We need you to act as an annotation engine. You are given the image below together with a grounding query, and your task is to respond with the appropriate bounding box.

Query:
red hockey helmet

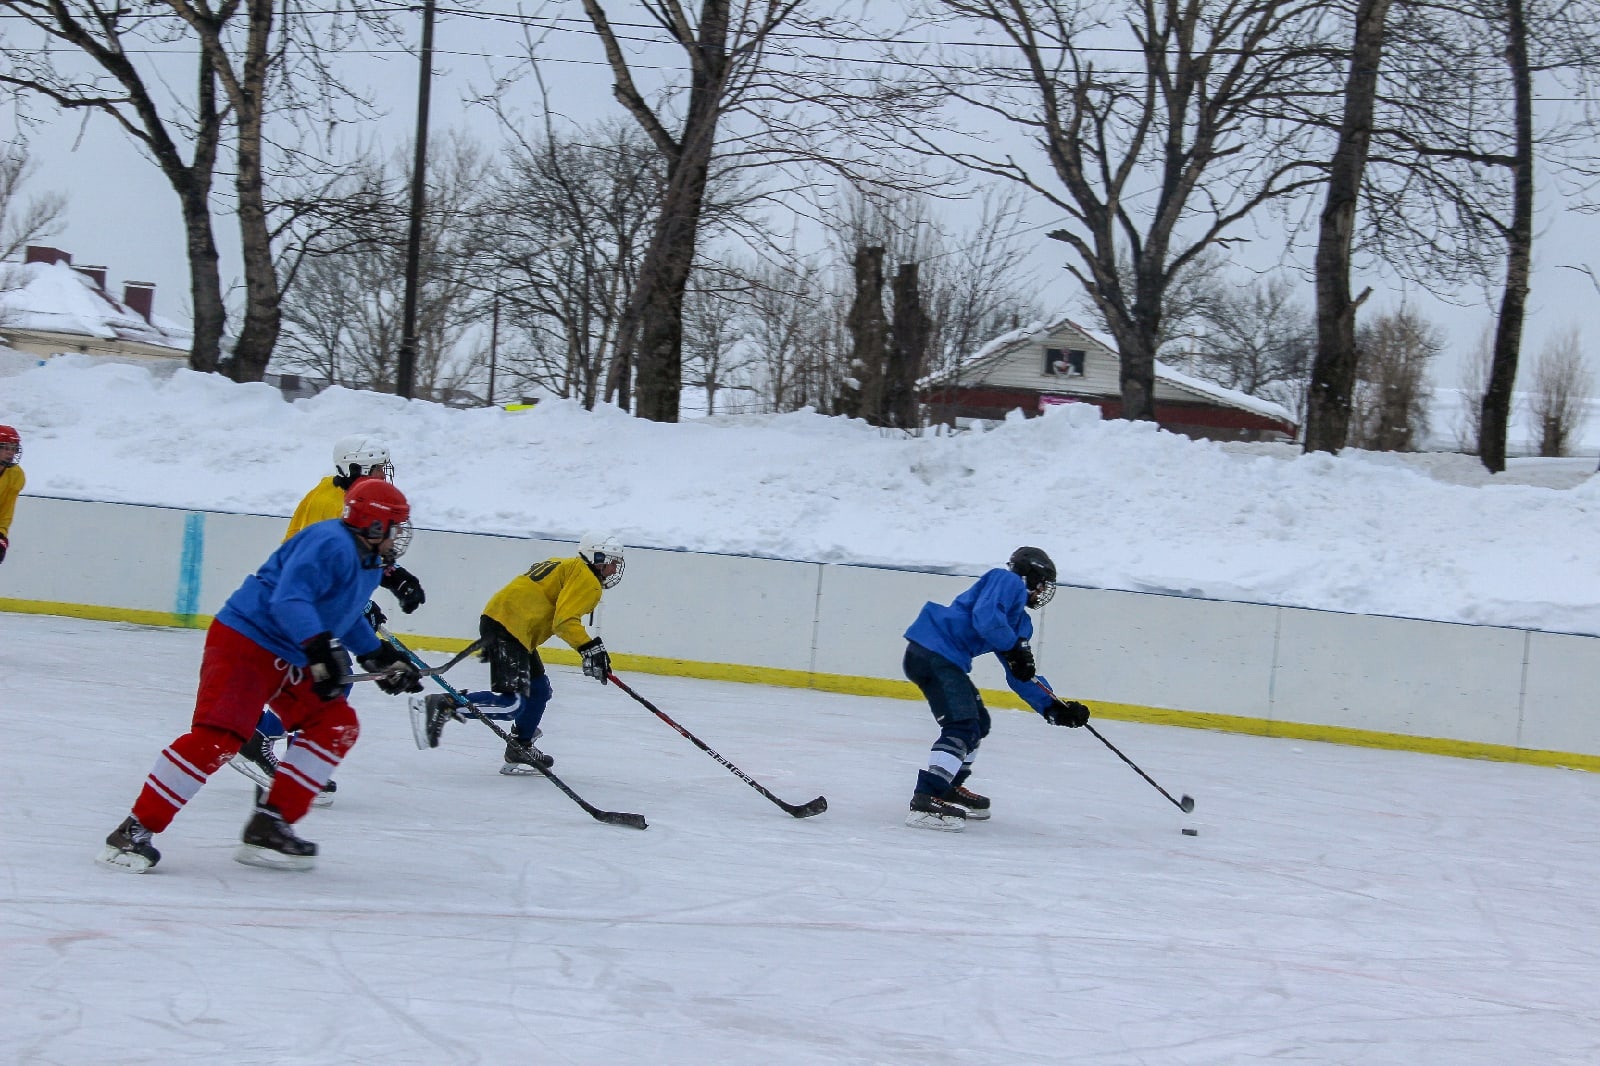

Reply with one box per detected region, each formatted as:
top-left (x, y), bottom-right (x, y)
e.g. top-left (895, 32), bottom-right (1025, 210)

top-left (0, 424), bottom-right (19, 467)
top-left (342, 479), bottom-right (410, 539)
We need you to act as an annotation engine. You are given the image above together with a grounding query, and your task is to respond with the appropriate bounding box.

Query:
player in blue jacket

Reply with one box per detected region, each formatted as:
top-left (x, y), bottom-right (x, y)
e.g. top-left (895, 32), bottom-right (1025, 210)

top-left (902, 546), bottom-right (1091, 831)
top-left (97, 480), bottom-right (424, 873)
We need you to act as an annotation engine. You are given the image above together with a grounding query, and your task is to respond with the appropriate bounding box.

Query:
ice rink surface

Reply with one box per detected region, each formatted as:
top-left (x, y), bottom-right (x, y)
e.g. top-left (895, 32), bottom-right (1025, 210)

top-left (5, 613), bottom-right (1599, 1065)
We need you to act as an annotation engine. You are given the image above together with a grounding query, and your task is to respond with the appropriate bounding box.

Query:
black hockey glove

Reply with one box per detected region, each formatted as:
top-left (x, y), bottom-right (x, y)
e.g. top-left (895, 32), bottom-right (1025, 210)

top-left (380, 565), bottom-right (426, 614)
top-left (1002, 638), bottom-right (1036, 682)
top-left (302, 632), bottom-right (353, 701)
top-left (578, 638), bottom-right (611, 683)
top-left (359, 641), bottom-right (423, 695)
top-left (363, 600), bottom-right (388, 628)
top-left (0, 532), bottom-right (7, 565)
top-left (1041, 699), bottom-right (1090, 728)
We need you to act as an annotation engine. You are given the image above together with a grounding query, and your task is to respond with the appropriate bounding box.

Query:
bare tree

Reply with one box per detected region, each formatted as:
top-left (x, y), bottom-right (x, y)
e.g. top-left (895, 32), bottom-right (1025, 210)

top-left (681, 275), bottom-right (755, 412)
top-left (1, 0), bottom-right (405, 380)
top-left (1527, 327), bottom-right (1592, 457)
top-left (0, 149), bottom-right (65, 264)
top-left (1169, 274), bottom-right (1316, 422)
top-left (581, 0), bottom-right (812, 421)
top-left (1453, 328), bottom-right (1494, 454)
top-left (824, 185), bottom-right (1042, 383)
top-left (883, 0), bottom-right (1330, 423)
top-left (471, 120), bottom-right (667, 408)
top-left (1348, 307), bottom-right (1440, 451)
top-left (276, 134), bottom-right (492, 398)
top-left (0, 7), bottom-right (229, 369)
top-left (739, 254), bottom-right (838, 412)
top-left (1305, 0), bottom-right (1394, 453)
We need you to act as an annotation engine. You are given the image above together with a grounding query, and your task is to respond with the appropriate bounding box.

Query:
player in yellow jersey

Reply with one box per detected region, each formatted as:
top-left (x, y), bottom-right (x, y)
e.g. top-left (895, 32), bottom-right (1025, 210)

top-left (231, 435), bottom-right (426, 800)
top-left (410, 533), bottom-right (625, 774)
top-left (0, 425), bottom-right (23, 566)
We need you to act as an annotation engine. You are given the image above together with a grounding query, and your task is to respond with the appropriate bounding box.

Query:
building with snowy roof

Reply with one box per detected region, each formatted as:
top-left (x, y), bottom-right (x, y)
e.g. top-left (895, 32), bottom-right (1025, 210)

top-left (0, 246), bottom-right (191, 366)
top-left (920, 316), bottom-right (1297, 442)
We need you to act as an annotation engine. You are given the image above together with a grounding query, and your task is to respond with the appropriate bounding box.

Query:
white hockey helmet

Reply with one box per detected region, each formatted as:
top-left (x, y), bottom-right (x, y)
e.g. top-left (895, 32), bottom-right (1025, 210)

top-left (578, 531), bottom-right (626, 588)
top-left (332, 434), bottom-right (393, 480)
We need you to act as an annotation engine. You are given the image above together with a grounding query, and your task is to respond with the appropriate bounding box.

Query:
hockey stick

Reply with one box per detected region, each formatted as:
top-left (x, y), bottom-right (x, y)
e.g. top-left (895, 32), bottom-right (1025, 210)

top-left (1036, 680), bottom-right (1194, 814)
top-left (344, 640), bottom-right (483, 685)
top-left (607, 672), bottom-right (827, 819)
top-left (376, 627), bottom-right (648, 830)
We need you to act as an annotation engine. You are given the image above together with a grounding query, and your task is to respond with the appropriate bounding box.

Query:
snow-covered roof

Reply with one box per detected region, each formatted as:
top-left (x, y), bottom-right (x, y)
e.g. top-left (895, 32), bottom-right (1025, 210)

top-left (1151, 359), bottom-right (1294, 425)
top-left (923, 313), bottom-right (1293, 426)
top-left (0, 259), bottom-right (190, 353)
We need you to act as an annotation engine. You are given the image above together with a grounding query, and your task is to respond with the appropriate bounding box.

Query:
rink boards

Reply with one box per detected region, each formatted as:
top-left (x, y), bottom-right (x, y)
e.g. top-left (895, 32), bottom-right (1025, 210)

top-left (3, 494), bottom-right (1597, 770)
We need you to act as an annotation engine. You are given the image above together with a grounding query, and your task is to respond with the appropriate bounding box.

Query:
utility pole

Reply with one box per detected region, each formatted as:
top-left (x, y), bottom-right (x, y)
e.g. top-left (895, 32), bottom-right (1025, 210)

top-left (395, 0), bottom-right (436, 399)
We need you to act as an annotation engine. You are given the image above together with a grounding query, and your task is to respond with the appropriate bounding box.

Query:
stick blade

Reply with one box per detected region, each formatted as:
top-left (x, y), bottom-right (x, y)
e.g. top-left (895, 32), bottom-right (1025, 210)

top-left (600, 811), bottom-right (650, 830)
top-left (785, 796), bottom-right (828, 819)
top-left (1180, 794), bottom-right (1195, 813)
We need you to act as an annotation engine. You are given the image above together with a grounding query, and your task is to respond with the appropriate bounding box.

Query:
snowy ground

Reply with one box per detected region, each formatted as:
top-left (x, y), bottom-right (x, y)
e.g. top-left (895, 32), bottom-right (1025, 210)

top-left (6, 613), bottom-right (1600, 1065)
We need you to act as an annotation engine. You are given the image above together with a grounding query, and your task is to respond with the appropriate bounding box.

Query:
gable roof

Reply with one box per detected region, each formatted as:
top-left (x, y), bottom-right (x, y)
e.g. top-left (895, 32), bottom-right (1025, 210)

top-left (0, 259), bottom-right (191, 354)
top-left (923, 313), bottom-right (1293, 427)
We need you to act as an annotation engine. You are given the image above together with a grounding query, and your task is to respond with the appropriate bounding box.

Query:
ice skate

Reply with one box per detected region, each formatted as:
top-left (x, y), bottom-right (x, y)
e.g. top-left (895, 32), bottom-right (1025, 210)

top-left (235, 802), bottom-right (318, 871)
top-left (228, 730), bottom-right (279, 788)
top-left (905, 791), bottom-right (967, 832)
top-left (945, 784), bottom-right (991, 821)
top-left (97, 815), bottom-right (161, 872)
top-left (499, 735), bottom-right (554, 775)
top-left (410, 693), bottom-right (461, 750)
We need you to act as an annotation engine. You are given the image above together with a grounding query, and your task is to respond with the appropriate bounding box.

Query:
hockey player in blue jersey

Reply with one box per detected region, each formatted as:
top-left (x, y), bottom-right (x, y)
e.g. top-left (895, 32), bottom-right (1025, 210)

top-left (97, 480), bottom-right (425, 873)
top-left (902, 546), bottom-right (1091, 831)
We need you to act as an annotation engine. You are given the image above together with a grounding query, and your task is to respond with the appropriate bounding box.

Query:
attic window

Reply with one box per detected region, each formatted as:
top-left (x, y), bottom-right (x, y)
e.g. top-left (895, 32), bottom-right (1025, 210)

top-left (1044, 347), bottom-right (1086, 377)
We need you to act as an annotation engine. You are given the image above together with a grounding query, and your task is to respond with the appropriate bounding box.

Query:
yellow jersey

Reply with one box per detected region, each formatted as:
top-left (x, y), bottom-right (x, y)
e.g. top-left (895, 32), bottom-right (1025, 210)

top-left (484, 556), bottom-right (603, 653)
top-left (285, 477), bottom-right (349, 541)
top-left (0, 463), bottom-right (24, 537)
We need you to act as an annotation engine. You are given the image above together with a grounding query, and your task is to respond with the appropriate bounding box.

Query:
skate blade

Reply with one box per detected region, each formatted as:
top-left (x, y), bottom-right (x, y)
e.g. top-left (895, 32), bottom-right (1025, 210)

top-left (233, 844), bottom-right (316, 871)
top-left (499, 762), bottom-right (545, 776)
top-left (408, 697), bottom-right (435, 750)
top-left (904, 811), bottom-right (966, 832)
top-left (96, 845), bottom-right (157, 872)
top-left (311, 791), bottom-right (335, 809)
top-left (954, 808), bottom-right (990, 821)
top-left (227, 754), bottom-right (273, 789)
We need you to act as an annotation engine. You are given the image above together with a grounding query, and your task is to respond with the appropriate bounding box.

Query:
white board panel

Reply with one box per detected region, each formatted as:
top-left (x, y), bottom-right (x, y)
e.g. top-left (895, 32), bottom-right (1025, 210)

top-left (596, 548), bottom-right (818, 673)
top-left (813, 565), bottom-right (977, 681)
top-left (1, 497), bottom-right (187, 614)
top-left (1272, 609), bottom-right (1526, 744)
top-left (1031, 586), bottom-right (1279, 717)
top-left (1520, 630), bottom-right (1600, 755)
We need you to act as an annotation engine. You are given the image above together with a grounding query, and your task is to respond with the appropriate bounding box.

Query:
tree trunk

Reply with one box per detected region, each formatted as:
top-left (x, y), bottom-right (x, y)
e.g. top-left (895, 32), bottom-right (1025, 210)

top-left (839, 246), bottom-right (888, 420)
top-left (176, 182), bottom-right (226, 374)
top-left (221, 0), bottom-right (282, 383)
top-left (628, 155), bottom-right (709, 421)
top-left (1305, 0), bottom-right (1392, 453)
top-left (1478, 0), bottom-right (1534, 474)
top-left (606, 1), bottom-right (729, 423)
top-left (887, 262), bottom-right (929, 429)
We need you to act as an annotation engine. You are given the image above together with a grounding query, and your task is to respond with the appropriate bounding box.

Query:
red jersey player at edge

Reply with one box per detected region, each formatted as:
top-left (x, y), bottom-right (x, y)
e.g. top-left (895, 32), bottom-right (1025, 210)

top-left (97, 480), bottom-right (424, 873)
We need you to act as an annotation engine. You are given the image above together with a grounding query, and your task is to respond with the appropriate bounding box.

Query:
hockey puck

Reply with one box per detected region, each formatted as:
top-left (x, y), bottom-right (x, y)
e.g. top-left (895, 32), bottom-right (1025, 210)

top-left (1181, 827), bottom-right (1198, 836)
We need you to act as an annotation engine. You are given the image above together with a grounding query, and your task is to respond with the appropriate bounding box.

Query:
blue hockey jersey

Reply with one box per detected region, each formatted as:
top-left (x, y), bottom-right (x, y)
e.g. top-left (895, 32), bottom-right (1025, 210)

top-left (904, 567), bottom-right (1054, 712)
top-left (216, 519), bottom-right (385, 664)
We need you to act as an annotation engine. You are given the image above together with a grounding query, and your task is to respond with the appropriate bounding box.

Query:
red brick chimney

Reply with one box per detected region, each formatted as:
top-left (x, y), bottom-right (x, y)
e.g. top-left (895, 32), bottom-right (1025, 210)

top-left (24, 246), bottom-right (71, 266)
top-left (123, 282), bottom-right (155, 323)
top-left (73, 264), bottom-right (108, 291)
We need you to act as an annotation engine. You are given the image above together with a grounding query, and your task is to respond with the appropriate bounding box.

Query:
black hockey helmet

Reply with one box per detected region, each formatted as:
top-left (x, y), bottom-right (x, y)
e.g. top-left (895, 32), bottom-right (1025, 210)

top-left (1008, 546), bottom-right (1057, 607)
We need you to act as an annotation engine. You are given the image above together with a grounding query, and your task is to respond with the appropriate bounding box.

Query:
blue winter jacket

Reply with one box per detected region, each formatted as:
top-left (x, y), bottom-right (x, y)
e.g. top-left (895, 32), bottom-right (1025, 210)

top-left (904, 567), bottom-right (1054, 712)
top-left (216, 518), bottom-right (385, 664)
